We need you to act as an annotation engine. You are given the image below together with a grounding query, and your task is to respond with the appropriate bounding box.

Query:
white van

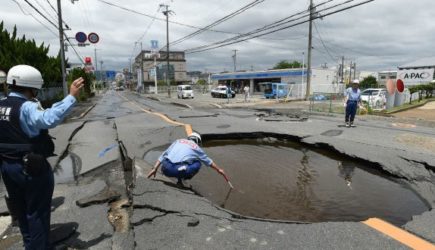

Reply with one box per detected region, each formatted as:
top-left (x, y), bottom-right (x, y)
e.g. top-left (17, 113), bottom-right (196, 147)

top-left (177, 85), bottom-right (194, 99)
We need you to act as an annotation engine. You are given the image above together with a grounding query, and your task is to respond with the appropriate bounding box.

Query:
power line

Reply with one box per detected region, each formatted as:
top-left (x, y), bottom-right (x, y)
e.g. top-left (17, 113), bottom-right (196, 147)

top-left (23, 0), bottom-right (58, 29)
top-left (44, 0), bottom-right (71, 30)
top-left (169, 0), bottom-right (265, 47)
top-left (313, 21), bottom-right (338, 61)
top-left (64, 36), bottom-right (85, 64)
top-left (96, 0), bottom-right (238, 35)
top-left (136, 6), bottom-right (161, 43)
top-left (11, 0), bottom-right (58, 36)
top-left (184, 0), bottom-right (340, 53)
top-left (33, 0), bottom-right (57, 21)
top-left (22, 0), bottom-right (84, 64)
top-left (185, 0), bottom-right (375, 54)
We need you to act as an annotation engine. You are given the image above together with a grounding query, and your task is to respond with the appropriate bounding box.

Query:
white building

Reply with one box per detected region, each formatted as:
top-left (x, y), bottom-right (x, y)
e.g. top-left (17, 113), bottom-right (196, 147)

top-left (211, 68), bottom-right (343, 98)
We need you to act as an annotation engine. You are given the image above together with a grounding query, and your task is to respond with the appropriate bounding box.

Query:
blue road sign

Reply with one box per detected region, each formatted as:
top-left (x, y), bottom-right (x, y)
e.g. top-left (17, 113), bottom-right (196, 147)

top-left (106, 71), bottom-right (116, 80)
top-left (75, 32), bottom-right (87, 43)
top-left (151, 40), bottom-right (159, 49)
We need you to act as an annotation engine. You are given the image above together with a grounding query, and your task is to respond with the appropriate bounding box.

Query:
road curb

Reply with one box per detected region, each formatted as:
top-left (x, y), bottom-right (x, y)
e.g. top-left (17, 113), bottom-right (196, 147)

top-left (170, 102), bottom-right (192, 109)
top-left (71, 104), bottom-right (96, 120)
top-left (386, 100), bottom-right (434, 114)
top-left (210, 103), bottom-right (222, 109)
top-left (146, 96), bottom-right (161, 102)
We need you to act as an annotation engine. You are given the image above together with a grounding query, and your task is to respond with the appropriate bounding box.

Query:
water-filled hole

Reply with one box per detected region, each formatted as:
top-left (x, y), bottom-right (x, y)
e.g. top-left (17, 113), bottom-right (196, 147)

top-left (144, 138), bottom-right (429, 225)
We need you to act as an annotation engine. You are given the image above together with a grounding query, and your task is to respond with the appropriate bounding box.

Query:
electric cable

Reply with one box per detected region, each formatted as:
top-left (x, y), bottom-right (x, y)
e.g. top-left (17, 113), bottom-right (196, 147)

top-left (33, 0), bottom-right (57, 21)
top-left (23, 0), bottom-right (58, 29)
top-left (96, 0), bottom-right (237, 34)
top-left (169, 0), bottom-right (265, 47)
top-left (185, 0), bottom-right (375, 54)
top-left (11, 0), bottom-right (58, 36)
top-left (313, 21), bottom-right (339, 61)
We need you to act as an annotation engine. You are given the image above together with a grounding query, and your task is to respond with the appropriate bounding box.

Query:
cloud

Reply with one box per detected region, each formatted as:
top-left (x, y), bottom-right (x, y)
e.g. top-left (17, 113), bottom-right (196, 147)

top-left (2, 0), bottom-right (435, 73)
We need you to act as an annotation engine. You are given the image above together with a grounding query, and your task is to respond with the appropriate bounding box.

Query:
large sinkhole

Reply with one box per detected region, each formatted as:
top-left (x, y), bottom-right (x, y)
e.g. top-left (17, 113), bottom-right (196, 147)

top-left (144, 137), bottom-right (429, 225)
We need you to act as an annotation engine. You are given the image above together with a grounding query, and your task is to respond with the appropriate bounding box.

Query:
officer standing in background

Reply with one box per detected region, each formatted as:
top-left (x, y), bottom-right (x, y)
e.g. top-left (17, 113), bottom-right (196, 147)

top-left (0, 65), bottom-right (85, 249)
top-left (343, 79), bottom-right (362, 127)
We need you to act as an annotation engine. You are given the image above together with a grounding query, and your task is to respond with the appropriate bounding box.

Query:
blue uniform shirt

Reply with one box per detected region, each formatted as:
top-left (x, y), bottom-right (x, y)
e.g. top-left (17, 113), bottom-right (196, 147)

top-left (10, 92), bottom-right (77, 138)
top-left (345, 87), bottom-right (361, 102)
top-left (158, 139), bottom-right (213, 166)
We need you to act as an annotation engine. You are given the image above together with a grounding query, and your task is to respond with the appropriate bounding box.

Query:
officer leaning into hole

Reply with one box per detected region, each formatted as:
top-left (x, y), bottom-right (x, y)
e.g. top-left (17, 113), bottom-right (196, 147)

top-left (147, 132), bottom-right (233, 188)
top-left (0, 65), bottom-right (84, 249)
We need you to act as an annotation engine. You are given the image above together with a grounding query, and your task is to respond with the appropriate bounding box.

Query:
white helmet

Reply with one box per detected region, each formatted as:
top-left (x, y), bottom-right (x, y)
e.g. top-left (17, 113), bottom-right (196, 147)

top-left (7, 65), bottom-right (44, 89)
top-left (187, 132), bottom-right (202, 144)
top-left (352, 79), bottom-right (360, 84)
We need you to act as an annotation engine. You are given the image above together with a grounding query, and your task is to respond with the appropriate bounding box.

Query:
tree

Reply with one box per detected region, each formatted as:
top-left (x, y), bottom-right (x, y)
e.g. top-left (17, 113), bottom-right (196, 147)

top-left (273, 60), bottom-right (303, 69)
top-left (0, 22), bottom-right (62, 88)
top-left (67, 68), bottom-right (94, 99)
top-left (408, 85), bottom-right (418, 104)
top-left (196, 79), bottom-right (207, 85)
top-left (359, 76), bottom-right (377, 89)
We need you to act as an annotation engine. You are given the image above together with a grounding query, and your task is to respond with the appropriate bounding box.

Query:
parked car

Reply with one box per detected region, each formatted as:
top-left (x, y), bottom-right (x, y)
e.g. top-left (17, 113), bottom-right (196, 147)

top-left (115, 86), bottom-right (124, 91)
top-left (360, 88), bottom-right (386, 107)
top-left (177, 85), bottom-right (194, 99)
top-left (211, 86), bottom-right (236, 98)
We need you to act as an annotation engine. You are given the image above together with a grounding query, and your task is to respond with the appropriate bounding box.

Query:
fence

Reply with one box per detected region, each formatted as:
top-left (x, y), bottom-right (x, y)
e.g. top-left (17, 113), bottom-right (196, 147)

top-left (309, 92), bottom-right (346, 114)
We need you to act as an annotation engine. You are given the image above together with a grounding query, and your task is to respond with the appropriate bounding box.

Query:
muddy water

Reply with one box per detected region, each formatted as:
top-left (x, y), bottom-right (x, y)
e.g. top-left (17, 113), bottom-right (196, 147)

top-left (144, 138), bottom-right (429, 225)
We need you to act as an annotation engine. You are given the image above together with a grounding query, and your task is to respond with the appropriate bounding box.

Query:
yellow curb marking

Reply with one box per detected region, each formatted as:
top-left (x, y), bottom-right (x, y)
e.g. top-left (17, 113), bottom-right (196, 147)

top-left (118, 93), bottom-right (192, 136)
top-left (363, 218), bottom-right (435, 250)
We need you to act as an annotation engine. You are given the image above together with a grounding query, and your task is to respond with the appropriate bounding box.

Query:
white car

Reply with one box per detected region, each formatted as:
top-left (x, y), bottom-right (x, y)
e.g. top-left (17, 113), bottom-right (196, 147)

top-left (360, 88), bottom-right (386, 107)
top-left (211, 86), bottom-right (235, 98)
top-left (177, 85), bottom-right (194, 99)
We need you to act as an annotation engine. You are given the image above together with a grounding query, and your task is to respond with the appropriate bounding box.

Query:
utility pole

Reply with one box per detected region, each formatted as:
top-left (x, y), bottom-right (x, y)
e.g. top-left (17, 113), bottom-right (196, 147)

top-left (100, 60), bottom-right (104, 82)
top-left (94, 48), bottom-right (98, 81)
top-left (140, 42), bottom-right (143, 93)
top-left (232, 50), bottom-right (238, 72)
top-left (349, 61), bottom-right (352, 83)
top-left (341, 56), bottom-right (344, 83)
top-left (353, 62), bottom-right (356, 80)
top-left (161, 4), bottom-right (172, 98)
top-left (57, 0), bottom-right (67, 97)
top-left (302, 51), bottom-right (305, 99)
top-left (154, 54), bottom-right (158, 94)
top-left (305, 0), bottom-right (313, 100)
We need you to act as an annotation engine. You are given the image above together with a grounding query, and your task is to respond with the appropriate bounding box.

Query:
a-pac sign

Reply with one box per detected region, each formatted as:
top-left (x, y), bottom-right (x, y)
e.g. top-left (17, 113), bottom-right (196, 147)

top-left (398, 68), bottom-right (434, 85)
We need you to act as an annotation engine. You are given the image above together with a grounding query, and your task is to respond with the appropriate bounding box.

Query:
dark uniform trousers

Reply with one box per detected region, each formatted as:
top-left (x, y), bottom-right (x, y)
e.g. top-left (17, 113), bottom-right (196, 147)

top-left (0, 96), bottom-right (54, 249)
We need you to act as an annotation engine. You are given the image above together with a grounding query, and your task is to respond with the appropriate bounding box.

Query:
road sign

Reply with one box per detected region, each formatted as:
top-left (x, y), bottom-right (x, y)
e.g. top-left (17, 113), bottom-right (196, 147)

top-left (151, 40), bottom-right (158, 49)
top-left (151, 40), bottom-right (159, 54)
top-left (88, 32), bottom-right (100, 44)
top-left (75, 32), bottom-right (87, 43)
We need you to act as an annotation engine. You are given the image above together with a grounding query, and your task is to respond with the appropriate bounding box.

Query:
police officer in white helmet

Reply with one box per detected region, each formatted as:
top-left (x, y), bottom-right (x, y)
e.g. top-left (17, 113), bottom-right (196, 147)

top-left (0, 65), bottom-right (85, 249)
top-left (147, 132), bottom-right (232, 188)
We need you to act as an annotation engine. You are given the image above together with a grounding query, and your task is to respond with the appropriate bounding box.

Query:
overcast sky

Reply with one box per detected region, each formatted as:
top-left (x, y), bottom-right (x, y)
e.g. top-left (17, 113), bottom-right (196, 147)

top-left (2, 0), bottom-right (435, 73)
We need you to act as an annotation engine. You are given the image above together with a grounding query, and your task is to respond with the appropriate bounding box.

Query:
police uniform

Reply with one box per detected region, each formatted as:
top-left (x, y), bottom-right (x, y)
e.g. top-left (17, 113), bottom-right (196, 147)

top-left (158, 139), bottom-right (213, 183)
top-left (0, 92), bottom-right (76, 249)
top-left (344, 87), bottom-right (361, 125)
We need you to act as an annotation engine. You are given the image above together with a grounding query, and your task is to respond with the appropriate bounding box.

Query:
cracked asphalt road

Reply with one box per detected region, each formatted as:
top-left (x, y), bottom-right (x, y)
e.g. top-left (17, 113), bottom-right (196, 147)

top-left (1, 90), bottom-right (434, 249)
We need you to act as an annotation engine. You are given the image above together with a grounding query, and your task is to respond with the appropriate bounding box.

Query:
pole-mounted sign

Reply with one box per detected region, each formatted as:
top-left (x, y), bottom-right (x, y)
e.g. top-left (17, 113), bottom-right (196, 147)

top-left (75, 32), bottom-right (87, 43)
top-left (151, 40), bottom-right (159, 54)
top-left (88, 32), bottom-right (100, 44)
